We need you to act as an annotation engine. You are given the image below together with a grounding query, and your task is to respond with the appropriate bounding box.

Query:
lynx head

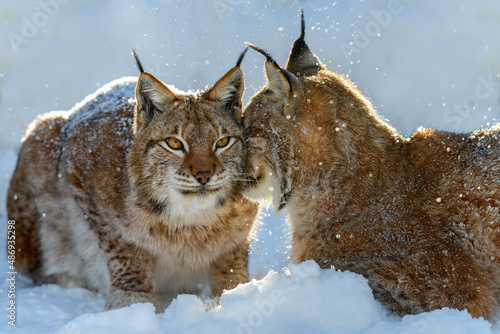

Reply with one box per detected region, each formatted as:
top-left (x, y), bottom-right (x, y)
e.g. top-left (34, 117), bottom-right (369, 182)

top-left (243, 11), bottom-right (396, 210)
top-left (128, 49), bottom-right (250, 220)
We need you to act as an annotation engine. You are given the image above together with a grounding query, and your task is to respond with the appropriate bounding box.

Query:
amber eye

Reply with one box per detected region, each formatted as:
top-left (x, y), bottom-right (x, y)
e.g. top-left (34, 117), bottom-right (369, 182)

top-left (166, 137), bottom-right (183, 150)
top-left (216, 137), bottom-right (230, 148)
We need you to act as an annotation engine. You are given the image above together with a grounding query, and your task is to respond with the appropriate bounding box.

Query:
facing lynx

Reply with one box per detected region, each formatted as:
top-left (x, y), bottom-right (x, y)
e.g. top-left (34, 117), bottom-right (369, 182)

top-left (244, 13), bottom-right (500, 320)
top-left (7, 50), bottom-right (259, 312)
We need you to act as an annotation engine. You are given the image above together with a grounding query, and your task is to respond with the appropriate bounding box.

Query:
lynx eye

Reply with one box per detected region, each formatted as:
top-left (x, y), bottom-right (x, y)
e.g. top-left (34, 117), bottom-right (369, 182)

top-left (216, 137), bottom-right (230, 148)
top-left (166, 137), bottom-right (183, 150)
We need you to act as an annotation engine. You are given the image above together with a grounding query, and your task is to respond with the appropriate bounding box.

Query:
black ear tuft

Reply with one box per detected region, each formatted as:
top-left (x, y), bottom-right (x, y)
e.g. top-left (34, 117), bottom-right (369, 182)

top-left (245, 42), bottom-right (296, 87)
top-left (236, 47), bottom-right (249, 68)
top-left (245, 43), bottom-right (280, 69)
top-left (132, 48), bottom-right (145, 73)
top-left (288, 9), bottom-right (307, 60)
top-left (301, 9), bottom-right (305, 39)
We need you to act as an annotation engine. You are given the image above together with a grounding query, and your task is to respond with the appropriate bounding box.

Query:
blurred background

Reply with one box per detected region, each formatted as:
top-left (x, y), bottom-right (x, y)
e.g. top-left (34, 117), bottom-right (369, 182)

top-left (1, 0), bottom-right (499, 275)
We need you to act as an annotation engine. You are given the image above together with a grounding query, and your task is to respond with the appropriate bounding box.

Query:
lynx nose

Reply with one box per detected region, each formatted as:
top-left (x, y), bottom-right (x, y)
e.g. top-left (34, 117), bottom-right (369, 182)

top-left (194, 171), bottom-right (213, 185)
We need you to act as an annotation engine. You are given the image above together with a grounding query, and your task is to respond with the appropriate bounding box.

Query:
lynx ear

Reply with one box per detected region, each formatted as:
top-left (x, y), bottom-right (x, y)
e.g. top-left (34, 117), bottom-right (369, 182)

top-left (265, 61), bottom-right (291, 102)
top-left (135, 72), bottom-right (178, 126)
top-left (206, 67), bottom-right (244, 121)
top-left (245, 43), bottom-right (294, 104)
top-left (285, 10), bottom-right (325, 77)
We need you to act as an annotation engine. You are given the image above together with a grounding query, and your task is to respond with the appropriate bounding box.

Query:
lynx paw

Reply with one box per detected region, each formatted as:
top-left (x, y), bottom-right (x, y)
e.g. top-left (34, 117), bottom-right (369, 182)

top-left (105, 289), bottom-right (164, 314)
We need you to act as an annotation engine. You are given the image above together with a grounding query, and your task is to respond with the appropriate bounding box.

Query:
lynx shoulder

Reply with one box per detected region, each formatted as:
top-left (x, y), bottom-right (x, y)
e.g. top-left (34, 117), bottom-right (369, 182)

top-left (7, 50), bottom-right (259, 312)
top-left (243, 13), bottom-right (500, 320)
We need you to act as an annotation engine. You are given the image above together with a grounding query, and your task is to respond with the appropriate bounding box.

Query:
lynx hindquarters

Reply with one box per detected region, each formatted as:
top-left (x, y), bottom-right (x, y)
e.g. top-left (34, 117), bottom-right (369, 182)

top-left (7, 51), bottom-right (259, 312)
top-left (243, 14), bottom-right (500, 321)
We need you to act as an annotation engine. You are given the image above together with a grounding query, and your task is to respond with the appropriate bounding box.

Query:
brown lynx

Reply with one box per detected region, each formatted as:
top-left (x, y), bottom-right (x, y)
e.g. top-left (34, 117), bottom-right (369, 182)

top-left (243, 13), bottom-right (500, 320)
top-left (7, 50), bottom-right (259, 312)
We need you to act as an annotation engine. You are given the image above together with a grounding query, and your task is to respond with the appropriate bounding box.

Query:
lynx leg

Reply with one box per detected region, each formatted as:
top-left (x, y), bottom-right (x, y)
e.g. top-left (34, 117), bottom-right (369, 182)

top-left (360, 252), bottom-right (500, 320)
top-left (91, 224), bottom-right (163, 313)
top-left (210, 241), bottom-right (250, 296)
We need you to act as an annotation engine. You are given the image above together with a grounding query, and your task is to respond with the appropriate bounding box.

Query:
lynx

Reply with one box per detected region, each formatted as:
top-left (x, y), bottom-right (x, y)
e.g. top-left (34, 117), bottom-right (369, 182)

top-left (7, 50), bottom-right (259, 312)
top-left (243, 13), bottom-right (500, 320)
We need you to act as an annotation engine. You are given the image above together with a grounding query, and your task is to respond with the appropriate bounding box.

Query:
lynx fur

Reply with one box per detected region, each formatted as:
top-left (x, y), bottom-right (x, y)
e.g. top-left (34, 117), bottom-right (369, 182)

top-left (244, 13), bottom-right (500, 320)
top-left (7, 50), bottom-right (259, 312)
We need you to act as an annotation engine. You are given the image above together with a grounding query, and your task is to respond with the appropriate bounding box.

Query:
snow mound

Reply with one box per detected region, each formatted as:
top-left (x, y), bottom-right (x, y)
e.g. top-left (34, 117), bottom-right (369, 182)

top-left (38, 261), bottom-right (493, 334)
top-left (58, 303), bottom-right (160, 334)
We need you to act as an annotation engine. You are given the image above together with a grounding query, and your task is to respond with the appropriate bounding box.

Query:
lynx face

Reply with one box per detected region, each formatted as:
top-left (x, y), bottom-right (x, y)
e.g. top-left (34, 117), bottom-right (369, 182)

top-left (7, 50), bottom-right (259, 313)
top-left (242, 41), bottom-right (334, 210)
top-left (243, 21), bottom-right (379, 211)
top-left (242, 68), bottom-right (300, 210)
top-left (128, 66), bottom-right (248, 220)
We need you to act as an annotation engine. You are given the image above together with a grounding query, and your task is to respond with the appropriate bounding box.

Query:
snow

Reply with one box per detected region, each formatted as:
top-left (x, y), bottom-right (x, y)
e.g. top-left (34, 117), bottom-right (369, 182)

top-left (1, 0), bottom-right (500, 333)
